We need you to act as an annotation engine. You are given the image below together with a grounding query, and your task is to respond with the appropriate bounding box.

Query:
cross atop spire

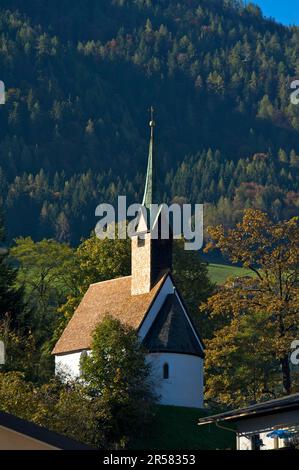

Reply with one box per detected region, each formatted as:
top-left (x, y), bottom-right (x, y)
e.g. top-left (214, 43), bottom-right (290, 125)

top-left (142, 106), bottom-right (158, 210)
top-left (150, 105), bottom-right (155, 127)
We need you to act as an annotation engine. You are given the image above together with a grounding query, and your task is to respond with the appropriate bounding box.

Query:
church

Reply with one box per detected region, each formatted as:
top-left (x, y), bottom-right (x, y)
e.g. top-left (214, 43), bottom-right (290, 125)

top-left (52, 112), bottom-right (205, 409)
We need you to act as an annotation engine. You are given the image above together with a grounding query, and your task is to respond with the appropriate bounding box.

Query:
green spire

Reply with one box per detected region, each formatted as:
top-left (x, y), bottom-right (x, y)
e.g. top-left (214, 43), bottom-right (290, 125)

top-left (142, 106), bottom-right (157, 209)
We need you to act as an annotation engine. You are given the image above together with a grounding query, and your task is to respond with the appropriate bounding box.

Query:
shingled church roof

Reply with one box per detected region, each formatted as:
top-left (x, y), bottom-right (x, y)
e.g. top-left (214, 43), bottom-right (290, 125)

top-left (52, 273), bottom-right (168, 355)
top-left (143, 294), bottom-right (204, 358)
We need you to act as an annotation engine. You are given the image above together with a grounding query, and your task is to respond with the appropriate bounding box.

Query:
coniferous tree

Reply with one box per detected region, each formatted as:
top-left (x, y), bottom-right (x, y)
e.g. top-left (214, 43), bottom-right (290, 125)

top-left (0, 211), bottom-right (25, 330)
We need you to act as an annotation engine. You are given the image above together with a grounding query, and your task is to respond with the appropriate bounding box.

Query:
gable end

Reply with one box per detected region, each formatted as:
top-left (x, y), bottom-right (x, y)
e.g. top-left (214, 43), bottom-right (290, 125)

top-left (142, 292), bottom-right (204, 358)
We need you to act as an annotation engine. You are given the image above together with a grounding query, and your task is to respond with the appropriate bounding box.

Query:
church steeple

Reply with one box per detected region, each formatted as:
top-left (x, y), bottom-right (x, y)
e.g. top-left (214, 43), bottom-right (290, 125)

top-left (142, 106), bottom-right (158, 210)
top-left (131, 108), bottom-right (173, 296)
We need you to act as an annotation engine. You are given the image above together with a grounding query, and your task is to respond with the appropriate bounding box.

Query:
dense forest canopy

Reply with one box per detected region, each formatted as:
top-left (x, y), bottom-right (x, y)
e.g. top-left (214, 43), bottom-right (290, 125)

top-left (0, 3), bottom-right (298, 431)
top-left (0, 0), bottom-right (298, 243)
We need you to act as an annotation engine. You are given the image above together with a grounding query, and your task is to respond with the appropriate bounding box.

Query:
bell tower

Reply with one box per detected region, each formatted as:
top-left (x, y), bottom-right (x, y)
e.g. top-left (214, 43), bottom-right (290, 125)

top-left (131, 108), bottom-right (172, 296)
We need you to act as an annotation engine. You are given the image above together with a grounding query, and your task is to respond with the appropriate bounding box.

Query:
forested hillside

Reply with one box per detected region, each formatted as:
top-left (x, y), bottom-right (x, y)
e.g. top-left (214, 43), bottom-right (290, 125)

top-left (0, 0), bottom-right (298, 243)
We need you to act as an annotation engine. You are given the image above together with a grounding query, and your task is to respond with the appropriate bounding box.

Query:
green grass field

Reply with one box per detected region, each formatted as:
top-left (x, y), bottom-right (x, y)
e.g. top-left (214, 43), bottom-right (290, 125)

top-left (208, 263), bottom-right (254, 285)
top-left (131, 405), bottom-right (235, 450)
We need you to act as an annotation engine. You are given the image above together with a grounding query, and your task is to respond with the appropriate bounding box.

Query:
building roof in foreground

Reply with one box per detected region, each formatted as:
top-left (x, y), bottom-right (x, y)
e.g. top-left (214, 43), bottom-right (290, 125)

top-left (143, 293), bottom-right (204, 358)
top-left (0, 412), bottom-right (92, 450)
top-left (198, 393), bottom-right (299, 425)
top-left (52, 272), bottom-right (168, 355)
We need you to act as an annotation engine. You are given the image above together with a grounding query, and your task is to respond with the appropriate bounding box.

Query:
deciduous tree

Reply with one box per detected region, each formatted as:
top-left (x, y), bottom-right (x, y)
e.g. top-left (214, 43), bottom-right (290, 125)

top-left (81, 316), bottom-right (156, 448)
top-left (203, 209), bottom-right (299, 406)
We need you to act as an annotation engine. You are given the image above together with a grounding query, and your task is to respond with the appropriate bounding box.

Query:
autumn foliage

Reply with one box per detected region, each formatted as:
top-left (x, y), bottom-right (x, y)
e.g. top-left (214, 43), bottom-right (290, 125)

top-left (203, 209), bottom-right (299, 407)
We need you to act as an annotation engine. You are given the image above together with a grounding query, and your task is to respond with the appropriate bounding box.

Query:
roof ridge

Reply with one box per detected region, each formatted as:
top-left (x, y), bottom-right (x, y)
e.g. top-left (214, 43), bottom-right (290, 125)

top-left (53, 272), bottom-right (171, 355)
top-left (198, 393), bottom-right (299, 426)
top-left (90, 275), bottom-right (132, 286)
top-left (0, 411), bottom-right (93, 449)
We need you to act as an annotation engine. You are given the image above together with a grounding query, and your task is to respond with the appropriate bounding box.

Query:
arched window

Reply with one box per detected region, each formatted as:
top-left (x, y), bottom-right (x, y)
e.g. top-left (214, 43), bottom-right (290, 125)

top-left (163, 363), bottom-right (169, 379)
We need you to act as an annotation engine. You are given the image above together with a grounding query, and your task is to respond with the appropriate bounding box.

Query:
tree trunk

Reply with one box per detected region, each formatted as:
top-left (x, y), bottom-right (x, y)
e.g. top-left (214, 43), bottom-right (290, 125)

top-left (280, 355), bottom-right (291, 394)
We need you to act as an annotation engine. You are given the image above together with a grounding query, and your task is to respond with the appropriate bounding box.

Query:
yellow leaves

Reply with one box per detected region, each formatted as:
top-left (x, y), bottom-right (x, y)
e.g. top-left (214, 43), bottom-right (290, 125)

top-left (74, 234), bottom-right (131, 291)
top-left (203, 241), bottom-right (215, 253)
top-left (0, 371), bottom-right (38, 420)
top-left (0, 320), bottom-right (37, 374)
top-left (206, 209), bottom-right (299, 278)
top-left (202, 210), bottom-right (299, 406)
top-left (206, 209), bottom-right (299, 297)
